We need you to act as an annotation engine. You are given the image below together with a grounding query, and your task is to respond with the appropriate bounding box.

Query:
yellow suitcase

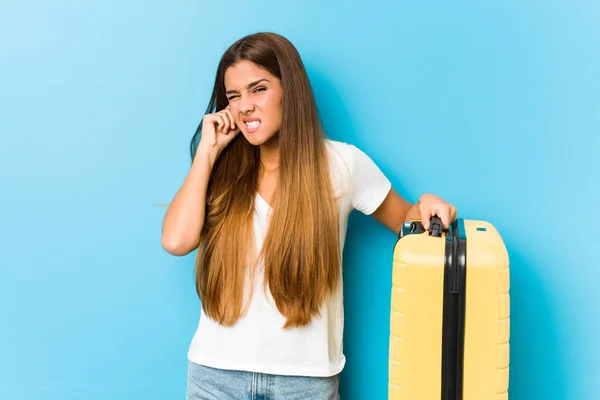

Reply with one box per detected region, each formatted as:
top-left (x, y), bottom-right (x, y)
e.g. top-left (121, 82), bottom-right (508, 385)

top-left (388, 217), bottom-right (510, 400)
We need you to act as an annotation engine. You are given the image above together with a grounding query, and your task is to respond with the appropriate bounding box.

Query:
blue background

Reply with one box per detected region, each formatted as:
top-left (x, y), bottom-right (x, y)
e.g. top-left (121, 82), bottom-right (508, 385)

top-left (1, 1), bottom-right (598, 399)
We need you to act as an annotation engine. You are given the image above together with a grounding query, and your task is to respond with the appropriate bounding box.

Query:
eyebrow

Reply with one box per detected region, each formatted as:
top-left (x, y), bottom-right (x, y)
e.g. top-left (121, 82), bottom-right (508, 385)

top-left (225, 79), bottom-right (270, 95)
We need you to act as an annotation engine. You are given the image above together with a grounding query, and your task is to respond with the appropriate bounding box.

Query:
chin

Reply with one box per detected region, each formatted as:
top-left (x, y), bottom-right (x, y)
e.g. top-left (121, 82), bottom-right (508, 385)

top-left (241, 130), bottom-right (278, 147)
top-left (240, 133), bottom-right (263, 146)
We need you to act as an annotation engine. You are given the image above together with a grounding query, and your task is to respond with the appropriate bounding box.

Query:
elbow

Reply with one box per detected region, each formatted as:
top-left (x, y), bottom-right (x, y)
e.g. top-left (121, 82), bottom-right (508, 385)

top-left (161, 234), bottom-right (196, 257)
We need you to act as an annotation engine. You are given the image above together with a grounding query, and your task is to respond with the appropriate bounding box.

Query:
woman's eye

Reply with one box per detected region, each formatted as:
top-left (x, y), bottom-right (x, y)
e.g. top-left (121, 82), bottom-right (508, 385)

top-left (253, 86), bottom-right (266, 93)
top-left (227, 95), bottom-right (238, 101)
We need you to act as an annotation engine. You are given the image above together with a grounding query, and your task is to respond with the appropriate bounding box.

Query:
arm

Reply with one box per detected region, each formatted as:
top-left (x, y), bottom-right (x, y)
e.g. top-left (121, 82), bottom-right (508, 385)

top-left (371, 189), bottom-right (457, 235)
top-left (161, 145), bottom-right (217, 256)
top-left (161, 106), bottom-right (239, 256)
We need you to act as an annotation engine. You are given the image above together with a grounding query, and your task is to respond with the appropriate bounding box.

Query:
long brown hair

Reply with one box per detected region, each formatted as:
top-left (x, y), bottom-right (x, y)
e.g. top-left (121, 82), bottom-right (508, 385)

top-left (190, 32), bottom-right (340, 328)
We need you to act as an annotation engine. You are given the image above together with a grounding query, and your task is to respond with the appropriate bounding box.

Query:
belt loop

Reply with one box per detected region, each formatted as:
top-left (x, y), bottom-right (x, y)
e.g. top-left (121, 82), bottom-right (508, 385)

top-left (266, 373), bottom-right (272, 400)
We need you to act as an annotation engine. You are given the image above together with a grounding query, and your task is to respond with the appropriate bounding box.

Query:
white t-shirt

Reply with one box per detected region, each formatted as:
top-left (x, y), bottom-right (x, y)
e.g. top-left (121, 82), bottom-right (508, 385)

top-left (187, 139), bottom-right (392, 377)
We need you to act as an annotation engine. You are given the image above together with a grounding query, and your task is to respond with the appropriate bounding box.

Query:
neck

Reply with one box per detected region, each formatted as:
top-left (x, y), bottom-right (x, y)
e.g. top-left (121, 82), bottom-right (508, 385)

top-left (259, 134), bottom-right (280, 171)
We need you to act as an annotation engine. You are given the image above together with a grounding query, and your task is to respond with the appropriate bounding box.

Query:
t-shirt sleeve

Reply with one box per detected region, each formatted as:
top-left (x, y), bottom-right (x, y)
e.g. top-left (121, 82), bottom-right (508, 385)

top-left (348, 144), bottom-right (392, 215)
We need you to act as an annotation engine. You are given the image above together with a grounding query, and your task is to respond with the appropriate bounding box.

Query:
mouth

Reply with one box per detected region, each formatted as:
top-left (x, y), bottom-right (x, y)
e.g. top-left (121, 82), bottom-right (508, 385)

top-left (243, 118), bottom-right (262, 133)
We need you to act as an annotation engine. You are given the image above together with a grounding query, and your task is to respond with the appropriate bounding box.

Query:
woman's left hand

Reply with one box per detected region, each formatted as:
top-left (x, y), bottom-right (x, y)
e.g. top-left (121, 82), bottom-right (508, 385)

top-left (418, 193), bottom-right (457, 230)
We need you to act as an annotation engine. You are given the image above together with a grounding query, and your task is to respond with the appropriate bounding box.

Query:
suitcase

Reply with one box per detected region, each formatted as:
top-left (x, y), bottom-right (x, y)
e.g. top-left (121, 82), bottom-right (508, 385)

top-left (388, 217), bottom-right (510, 400)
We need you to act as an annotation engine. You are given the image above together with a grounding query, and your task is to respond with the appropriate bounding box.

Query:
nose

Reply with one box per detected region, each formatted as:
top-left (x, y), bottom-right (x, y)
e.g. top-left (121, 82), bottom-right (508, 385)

top-left (239, 95), bottom-right (255, 114)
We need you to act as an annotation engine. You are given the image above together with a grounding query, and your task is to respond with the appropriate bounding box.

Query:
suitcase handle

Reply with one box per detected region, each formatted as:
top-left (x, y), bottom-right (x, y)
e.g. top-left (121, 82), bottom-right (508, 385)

top-left (428, 216), bottom-right (444, 238)
top-left (399, 216), bottom-right (444, 239)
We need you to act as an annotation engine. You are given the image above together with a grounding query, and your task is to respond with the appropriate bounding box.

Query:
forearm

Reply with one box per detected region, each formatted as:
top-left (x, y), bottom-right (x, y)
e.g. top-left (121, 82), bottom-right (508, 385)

top-left (161, 145), bottom-right (217, 256)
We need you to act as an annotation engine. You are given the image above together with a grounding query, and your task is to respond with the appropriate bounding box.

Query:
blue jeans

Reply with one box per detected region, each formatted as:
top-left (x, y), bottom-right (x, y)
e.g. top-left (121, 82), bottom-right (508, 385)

top-left (186, 361), bottom-right (340, 400)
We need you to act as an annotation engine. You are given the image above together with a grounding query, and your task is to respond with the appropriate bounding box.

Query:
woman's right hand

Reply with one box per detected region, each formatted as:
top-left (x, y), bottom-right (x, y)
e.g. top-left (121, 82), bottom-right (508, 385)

top-left (197, 105), bottom-right (240, 160)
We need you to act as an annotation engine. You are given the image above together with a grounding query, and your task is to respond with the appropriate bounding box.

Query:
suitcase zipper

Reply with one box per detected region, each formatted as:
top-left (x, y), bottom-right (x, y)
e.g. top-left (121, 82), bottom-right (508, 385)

top-left (441, 219), bottom-right (467, 400)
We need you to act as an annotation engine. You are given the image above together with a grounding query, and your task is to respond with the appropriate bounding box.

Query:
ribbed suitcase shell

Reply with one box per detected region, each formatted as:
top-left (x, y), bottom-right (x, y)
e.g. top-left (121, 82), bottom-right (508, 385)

top-left (388, 219), bottom-right (510, 400)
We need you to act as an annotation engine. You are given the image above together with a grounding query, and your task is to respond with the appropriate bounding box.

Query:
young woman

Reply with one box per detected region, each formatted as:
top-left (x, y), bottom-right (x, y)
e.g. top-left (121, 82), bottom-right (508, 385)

top-left (161, 32), bottom-right (457, 400)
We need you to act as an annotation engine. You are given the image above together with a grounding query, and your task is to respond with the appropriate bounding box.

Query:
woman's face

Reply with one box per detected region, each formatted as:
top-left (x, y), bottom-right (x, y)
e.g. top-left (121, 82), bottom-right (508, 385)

top-left (224, 60), bottom-right (283, 146)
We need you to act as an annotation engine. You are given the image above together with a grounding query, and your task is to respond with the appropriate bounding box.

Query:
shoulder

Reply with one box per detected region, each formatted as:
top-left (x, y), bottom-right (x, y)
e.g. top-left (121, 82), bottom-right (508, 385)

top-left (324, 139), bottom-right (358, 167)
top-left (323, 138), bottom-right (379, 172)
top-left (323, 138), bottom-right (386, 193)
top-left (324, 138), bottom-right (391, 214)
